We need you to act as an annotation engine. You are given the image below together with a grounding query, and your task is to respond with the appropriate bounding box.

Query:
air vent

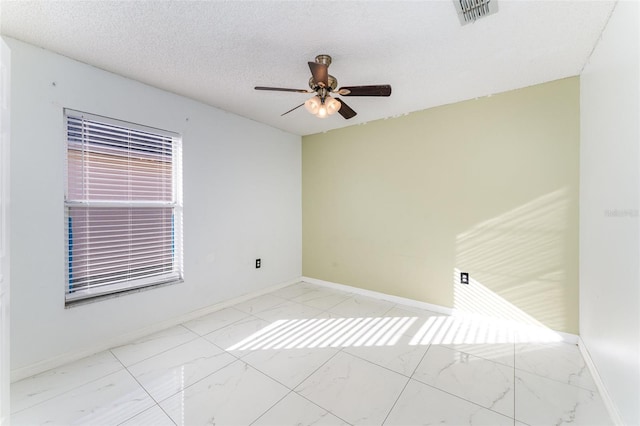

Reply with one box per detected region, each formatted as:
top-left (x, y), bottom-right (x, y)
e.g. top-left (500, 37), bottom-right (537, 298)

top-left (454, 0), bottom-right (498, 25)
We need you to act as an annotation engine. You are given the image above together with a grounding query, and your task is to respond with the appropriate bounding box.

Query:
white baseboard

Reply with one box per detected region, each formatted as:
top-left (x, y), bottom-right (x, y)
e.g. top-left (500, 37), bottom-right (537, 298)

top-left (11, 277), bottom-right (300, 382)
top-left (301, 276), bottom-right (453, 316)
top-left (578, 338), bottom-right (624, 426)
top-left (301, 276), bottom-right (579, 345)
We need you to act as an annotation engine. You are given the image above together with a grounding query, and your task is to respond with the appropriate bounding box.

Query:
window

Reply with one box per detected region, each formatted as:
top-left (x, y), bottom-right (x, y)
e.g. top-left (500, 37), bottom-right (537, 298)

top-left (64, 110), bottom-right (182, 304)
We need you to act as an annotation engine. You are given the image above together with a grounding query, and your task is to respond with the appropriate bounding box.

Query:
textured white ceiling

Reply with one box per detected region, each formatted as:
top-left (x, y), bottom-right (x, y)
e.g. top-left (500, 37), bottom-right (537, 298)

top-left (1, 0), bottom-right (615, 136)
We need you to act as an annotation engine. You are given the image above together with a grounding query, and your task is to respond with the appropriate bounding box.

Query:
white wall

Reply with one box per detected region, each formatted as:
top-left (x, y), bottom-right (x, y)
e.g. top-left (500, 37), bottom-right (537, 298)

top-left (7, 38), bottom-right (301, 376)
top-left (580, 2), bottom-right (640, 424)
top-left (0, 37), bottom-right (11, 423)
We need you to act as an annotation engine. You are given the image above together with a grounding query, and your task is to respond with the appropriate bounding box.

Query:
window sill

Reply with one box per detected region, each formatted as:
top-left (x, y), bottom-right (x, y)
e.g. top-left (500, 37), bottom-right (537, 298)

top-left (64, 279), bottom-right (184, 309)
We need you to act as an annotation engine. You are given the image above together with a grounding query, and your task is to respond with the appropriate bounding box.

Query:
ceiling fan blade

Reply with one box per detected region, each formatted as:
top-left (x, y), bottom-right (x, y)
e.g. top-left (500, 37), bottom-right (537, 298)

top-left (338, 85), bottom-right (392, 97)
top-left (337, 99), bottom-right (357, 119)
top-left (255, 86), bottom-right (312, 93)
top-left (308, 62), bottom-right (329, 88)
top-left (281, 103), bottom-right (305, 116)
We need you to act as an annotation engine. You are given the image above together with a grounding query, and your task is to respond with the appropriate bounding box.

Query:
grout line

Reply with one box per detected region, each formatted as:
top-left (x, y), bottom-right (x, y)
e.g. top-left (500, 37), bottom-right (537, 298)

top-left (114, 329), bottom-right (200, 369)
top-left (133, 347), bottom-right (242, 407)
top-left (341, 345), bottom-right (425, 381)
top-left (432, 343), bottom-right (514, 369)
top-left (194, 312), bottom-right (263, 340)
top-left (10, 353), bottom-right (126, 416)
top-left (411, 376), bottom-right (515, 421)
top-left (380, 375), bottom-right (412, 425)
top-left (117, 404), bottom-right (177, 426)
top-left (119, 367), bottom-right (176, 426)
top-left (153, 357), bottom-right (244, 406)
top-left (291, 347), bottom-right (344, 390)
top-left (512, 364), bottom-right (599, 393)
top-left (285, 347), bottom-right (354, 426)
top-left (380, 340), bottom-right (434, 424)
top-left (411, 343), bottom-right (432, 377)
top-left (247, 390), bottom-right (294, 426)
top-left (411, 336), bottom-right (516, 423)
top-left (244, 349), bottom-right (351, 424)
top-left (291, 391), bottom-right (354, 426)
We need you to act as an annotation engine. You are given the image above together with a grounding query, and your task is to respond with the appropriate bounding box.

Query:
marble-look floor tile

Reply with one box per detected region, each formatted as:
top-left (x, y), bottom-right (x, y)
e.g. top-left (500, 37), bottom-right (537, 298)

top-left (12, 284), bottom-right (613, 426)
top-left (270, 282), bottom-right (320, 300)
top-left (328, 294), bottom-right (395, 318)
top-left (383, 305), bottom-right (441, 319)
top-left (441, 343), bottom-right (514, 367)
top-left (343, 329), bottom-right (430, 376)
top-left (127, 337), bottom-right (236, 402)
top-left (219, 317), bottom-right (326, 351)
top-left (232, 294), bottom-right (289, 315)
top-left (384, 379), bottom-right (513, 426)
top-left (242, 346), bottom-right (339, 388)
top-left (296, 351), bottom-right (408, 425)
top-left (380, 307), bottom-right (441, 346)
top-left (406, 314), bottom-right (516, 346)
top-left (11, 369), bottom-right (154, 426)
top-left (119, 404), bottom-right (176, 426)
top-left (181, 306), bottom-right (249, 336)
top-left (159, 360), bottom-right (289, 426)
top-left (251, 299), bottom-right (324, 322)
top-left (515, 342), bottom-right (597, 390)
top-left (514, 324), bottom-right (569, 345)
top-left (252, 392), bottom-right (349, 426)
top-left (111, 325), bottom-right (197, 367)
top-left (204, 315), bottom-right (273, 357)
top-left (308, 312), bottom-right (422, 352)
top-left (412, 345), bottom-right (514, 418)
top-left (11, 350), bottom-right (123, 413)
top-left (515, 369), bottom-right (612, 426)
top-left (291, 288), bottom-right (352, 311)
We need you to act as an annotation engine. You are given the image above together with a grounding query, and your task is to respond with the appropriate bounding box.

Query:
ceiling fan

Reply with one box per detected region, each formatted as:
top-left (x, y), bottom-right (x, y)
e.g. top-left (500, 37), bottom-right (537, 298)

top-left (255, 54), bottom-right (392, 120)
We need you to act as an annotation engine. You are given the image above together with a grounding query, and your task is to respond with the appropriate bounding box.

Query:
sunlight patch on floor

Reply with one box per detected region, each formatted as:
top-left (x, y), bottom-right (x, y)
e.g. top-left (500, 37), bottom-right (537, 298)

top-left (226, 312), bottom-right (562, 352)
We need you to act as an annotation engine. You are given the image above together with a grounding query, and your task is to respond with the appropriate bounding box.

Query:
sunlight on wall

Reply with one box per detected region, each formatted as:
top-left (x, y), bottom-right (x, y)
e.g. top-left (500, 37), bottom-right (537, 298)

top-left (453, 268), bottom-right (547, 328)
top-left (454, 188), bottom-right (574, 332)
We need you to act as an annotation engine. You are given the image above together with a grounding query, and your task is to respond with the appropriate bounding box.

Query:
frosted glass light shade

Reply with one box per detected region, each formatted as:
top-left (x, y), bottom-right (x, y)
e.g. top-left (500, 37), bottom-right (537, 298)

top-left (317, 104), bottom-right (328, 118)
top-left (326, 96), bottom-right (341, 115)
top-left (304, 96), bottom-right (321, 114)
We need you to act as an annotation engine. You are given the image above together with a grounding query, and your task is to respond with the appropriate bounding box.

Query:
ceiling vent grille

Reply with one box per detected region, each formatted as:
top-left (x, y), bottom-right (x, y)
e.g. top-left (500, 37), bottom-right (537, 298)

top-left (454, 0), bottom-right (498, 25)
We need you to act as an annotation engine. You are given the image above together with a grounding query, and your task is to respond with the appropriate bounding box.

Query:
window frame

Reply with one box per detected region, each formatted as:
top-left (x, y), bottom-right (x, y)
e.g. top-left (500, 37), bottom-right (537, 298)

top-left (63, 109), bottom-right (183, 305)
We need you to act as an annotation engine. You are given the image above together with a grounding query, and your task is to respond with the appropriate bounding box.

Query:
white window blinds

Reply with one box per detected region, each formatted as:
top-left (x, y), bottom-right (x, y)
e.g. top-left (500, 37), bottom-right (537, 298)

top-left (65, 110), bottom-right (182, 303)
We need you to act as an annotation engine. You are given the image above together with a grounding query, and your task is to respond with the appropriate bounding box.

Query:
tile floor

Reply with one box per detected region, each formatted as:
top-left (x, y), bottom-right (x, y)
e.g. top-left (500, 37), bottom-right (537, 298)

top-left (10, 282), bottom-right (613, 425)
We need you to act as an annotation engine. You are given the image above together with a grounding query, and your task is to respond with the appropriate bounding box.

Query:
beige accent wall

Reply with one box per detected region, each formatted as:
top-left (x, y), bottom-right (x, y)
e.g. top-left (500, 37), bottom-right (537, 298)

top-left (303, 77), bottom-right (580, 334)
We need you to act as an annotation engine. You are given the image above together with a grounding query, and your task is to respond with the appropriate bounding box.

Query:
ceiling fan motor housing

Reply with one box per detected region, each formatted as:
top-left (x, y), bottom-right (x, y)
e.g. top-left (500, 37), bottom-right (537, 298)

top-left (315, 54), bottom-right (332, 66)
top-left (309, 75), bottom-right (338, 92)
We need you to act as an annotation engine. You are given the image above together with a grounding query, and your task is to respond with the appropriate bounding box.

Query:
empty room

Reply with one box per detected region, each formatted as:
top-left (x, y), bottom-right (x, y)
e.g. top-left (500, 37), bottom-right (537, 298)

top-left (0, 1), bottom-right (638, 425)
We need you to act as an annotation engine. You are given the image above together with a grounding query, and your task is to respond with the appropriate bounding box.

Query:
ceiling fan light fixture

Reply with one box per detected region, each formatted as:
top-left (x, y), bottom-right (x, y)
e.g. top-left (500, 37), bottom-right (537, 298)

top-left (316, 104), bottom-right (328, 118)
top-left (326, 96), bottom-right (341, 115)
top-left (304, 96), bottom-right (321, 114)
top-left (255, 54), bottom-right (391, 120)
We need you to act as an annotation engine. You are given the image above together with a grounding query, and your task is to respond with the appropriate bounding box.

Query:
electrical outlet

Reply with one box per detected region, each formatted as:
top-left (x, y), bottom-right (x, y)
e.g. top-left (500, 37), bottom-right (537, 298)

top-left (255, 258), bottom-right (261, 269)
top-left (460, 272), bottom-right (469, 284)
